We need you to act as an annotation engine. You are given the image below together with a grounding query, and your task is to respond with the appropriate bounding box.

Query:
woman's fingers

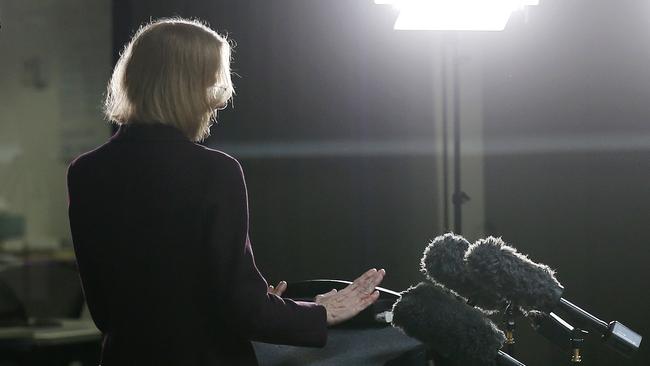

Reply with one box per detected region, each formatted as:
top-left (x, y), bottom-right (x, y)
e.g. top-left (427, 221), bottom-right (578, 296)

top-left (349, 269), bottom-right (384, 310)
top-left (268, 281), bottom-right (288, 297)
top-left (317, 269), bottom-right (386, 326)
top-left (275, 281), bottom-right (287, 296)
top-left (323, 288), bottom-right (381, 325)
top-left (315, 288), bottom-right (337, 301)
top-left (341, 268), bottom-right (383, 295)
top-left (356, 290), bottom-right (381, 312)
top-left (366, 269), bottom-right (385, 291)
top-left (345, 268), bottom-right (385, 296)
top-left (342, 269), bottom-right (375, 292)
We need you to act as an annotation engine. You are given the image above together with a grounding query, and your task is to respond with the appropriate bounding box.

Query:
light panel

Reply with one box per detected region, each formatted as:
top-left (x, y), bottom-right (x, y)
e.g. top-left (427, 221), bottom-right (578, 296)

top-left (374, 0), bottom-right (540, 31)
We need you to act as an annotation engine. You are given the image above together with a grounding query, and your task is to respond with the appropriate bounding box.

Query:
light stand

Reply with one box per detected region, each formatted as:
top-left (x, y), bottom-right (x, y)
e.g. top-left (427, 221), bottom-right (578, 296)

top-left (449, 35), bottom-right (470, 234)
top-left (438, 35), bottom-right (470, 233)
top-left (374, 0), bottom-right (541, 234)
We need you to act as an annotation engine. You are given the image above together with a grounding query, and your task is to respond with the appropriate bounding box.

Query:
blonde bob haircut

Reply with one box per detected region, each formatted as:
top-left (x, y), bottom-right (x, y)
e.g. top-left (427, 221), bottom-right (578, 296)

top-left (104, 17), bottom-right (234, 142)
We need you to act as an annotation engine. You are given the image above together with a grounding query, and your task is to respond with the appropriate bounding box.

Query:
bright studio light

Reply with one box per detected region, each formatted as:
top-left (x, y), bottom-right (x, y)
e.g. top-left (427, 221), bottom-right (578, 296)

top-left (375, 0), bottom-right (539, 31)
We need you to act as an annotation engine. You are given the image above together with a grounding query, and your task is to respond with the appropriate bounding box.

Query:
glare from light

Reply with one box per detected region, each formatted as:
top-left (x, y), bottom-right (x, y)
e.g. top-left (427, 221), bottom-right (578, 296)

top-left (374, 0), bottom-right (540, 31)
top-left (374, 0), bottom-right (404, 9)
top-left (375, 0), bottom-right (539, 7)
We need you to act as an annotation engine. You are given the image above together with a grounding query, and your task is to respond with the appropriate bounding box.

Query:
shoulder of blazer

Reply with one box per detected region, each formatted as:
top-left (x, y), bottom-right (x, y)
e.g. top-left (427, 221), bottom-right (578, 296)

top-left (67, 140), bottom-right (113, 178)
top-left (196, 145), bottom-right (244, 173)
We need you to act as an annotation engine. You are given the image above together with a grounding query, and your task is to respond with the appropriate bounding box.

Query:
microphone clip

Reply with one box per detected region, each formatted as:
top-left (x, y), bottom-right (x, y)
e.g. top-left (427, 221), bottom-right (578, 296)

top-left (570, 328), bottom-right (589, 363)
top-left (502, 302), bottom-right (518, 346)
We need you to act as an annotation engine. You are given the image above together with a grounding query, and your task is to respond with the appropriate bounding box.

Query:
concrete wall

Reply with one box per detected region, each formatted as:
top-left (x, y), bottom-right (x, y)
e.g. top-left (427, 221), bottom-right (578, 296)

top-left (0, 0), bottom-right (111, 250)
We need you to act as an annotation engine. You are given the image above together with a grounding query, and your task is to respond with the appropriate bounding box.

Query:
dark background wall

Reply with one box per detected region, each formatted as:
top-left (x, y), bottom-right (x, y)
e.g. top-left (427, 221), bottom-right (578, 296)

top-left (484, 1), bottom-right (650, 365)
top-left (480, 1), bottom-right (650, 365)
top-left (113, 1), bottom-right (649, 365)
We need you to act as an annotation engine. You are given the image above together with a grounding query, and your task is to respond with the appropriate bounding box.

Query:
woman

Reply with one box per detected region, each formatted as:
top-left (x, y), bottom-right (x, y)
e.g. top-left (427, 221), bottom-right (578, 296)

top-left (67, 18), bottom-right (385, 366)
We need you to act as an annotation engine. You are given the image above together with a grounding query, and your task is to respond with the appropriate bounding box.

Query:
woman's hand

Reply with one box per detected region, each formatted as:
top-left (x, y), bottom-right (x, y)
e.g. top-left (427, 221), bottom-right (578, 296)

top-left (314, 268), bottom-right (386, 326)
top-left (268, 281), bottom-right (288, 297)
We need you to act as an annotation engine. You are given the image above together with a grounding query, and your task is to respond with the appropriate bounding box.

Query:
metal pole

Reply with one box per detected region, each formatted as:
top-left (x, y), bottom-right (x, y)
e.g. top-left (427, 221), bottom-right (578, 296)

top-left (441, 40), bottom-right (450, 233)
top-left (451, 35), bottom-right (463, 234)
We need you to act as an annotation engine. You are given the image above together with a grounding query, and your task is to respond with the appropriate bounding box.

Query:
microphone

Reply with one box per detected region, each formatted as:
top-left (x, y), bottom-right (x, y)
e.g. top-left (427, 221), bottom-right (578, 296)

top-left (421, 233), bottom-right (639, 357)
top-left (465, 237), bottom-right (643, 357)
top-left (391, 281), bottom-right (526, 366)
top-left (421, 233), bottom-right (504, 310)
top-left (422, 233), bottom-right (581, 351)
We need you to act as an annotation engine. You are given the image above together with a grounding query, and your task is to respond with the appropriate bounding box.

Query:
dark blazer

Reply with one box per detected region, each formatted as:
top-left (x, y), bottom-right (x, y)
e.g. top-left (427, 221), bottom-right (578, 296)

top-left (67, 123), bottom-right (327, 366)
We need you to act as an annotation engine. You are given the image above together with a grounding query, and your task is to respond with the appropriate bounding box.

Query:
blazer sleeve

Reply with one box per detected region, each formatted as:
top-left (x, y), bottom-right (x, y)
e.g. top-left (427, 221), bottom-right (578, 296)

top-left (67, 161), bottom-right (109, 332)
top-left (207, 157), bottom-right (328, 347)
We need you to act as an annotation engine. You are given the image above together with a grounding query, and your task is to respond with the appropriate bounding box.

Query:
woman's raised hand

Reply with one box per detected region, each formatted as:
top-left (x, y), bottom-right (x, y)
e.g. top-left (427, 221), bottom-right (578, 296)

top-left (314, 268), bottom-right (386, 326)
top-left (268, 281), bottom-right (288, 297)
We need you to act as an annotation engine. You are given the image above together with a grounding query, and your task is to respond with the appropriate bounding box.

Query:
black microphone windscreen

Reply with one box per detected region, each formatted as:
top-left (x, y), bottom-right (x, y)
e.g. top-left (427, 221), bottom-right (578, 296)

top-left (392, 282), bottom-right (506, 366)
top-left (465, 237), bottom-right (564, 312)
top-left (421, 233), bottom-right (503, 310)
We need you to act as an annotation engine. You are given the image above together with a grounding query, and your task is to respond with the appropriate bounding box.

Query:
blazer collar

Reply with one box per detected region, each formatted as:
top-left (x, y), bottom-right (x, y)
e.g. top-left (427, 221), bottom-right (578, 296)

top-left (110, 122), bottom-right (190, 142)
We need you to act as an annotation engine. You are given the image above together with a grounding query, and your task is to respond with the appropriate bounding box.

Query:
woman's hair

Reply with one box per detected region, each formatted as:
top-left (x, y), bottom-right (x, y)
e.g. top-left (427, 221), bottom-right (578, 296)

top-left (104, 17), bottom-right (234, 142)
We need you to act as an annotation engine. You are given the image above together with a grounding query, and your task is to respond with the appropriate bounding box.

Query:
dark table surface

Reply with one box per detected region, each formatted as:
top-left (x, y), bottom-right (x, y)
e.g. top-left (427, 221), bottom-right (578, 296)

top-left (253, 325), bottom-right (425, 366)
top-left (1, 319), bottom-right (427, 365)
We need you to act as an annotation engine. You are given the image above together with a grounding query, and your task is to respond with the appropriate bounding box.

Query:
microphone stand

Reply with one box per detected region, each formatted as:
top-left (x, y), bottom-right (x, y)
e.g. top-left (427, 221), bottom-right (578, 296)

top-left (569, 327), bottom-right (589, 364)
top-left (529, 311), bottom-right (589, 365)
top-left (502, 302), bottom-right (517, 356)
top-left (502, 303), bottom-right (590, 364)
top-left (557, 297), bottom-right (642, 357)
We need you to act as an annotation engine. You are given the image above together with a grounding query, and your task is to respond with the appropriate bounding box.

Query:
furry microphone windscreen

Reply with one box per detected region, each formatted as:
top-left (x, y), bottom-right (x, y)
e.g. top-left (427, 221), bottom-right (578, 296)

top-left (392, 282), bottom-right (506, 366)
top-left (465, 237), bottom-right (564, 312)
top-left (420, 233), bottom-right (503, 310)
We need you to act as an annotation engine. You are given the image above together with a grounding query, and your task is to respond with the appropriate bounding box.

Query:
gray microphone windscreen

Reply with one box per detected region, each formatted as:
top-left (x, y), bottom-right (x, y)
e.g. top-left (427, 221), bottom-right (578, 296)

top-left (392, 282), bottom-right (506, 366)
top-left (465, 237), bottom-right (563, 312)
top-left (421, 233), bottom-right (503, 310)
